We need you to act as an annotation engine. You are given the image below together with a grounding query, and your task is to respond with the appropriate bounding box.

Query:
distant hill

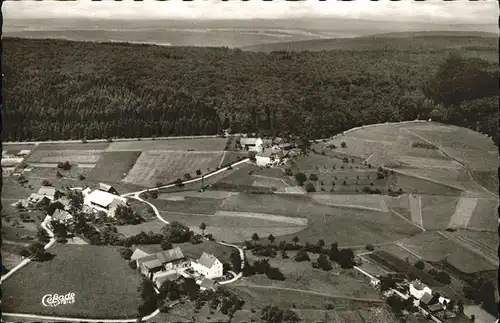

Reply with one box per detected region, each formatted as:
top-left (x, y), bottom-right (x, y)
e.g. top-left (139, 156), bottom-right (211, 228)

top-left (240, 31), bottom-right (498, 56)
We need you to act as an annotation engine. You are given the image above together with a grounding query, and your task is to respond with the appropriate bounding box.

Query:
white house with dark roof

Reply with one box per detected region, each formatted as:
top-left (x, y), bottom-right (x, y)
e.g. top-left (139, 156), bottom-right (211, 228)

top-left (191, 252), bottom-right (223, 279)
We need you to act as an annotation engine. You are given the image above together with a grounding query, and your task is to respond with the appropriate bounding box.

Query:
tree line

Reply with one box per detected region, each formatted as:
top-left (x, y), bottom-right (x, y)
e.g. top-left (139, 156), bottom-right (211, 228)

top-left (2, 37), bottom-right (498, 144)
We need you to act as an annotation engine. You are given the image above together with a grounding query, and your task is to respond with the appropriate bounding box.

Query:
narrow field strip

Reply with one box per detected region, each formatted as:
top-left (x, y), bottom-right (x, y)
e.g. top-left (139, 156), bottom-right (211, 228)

top-left (214, 210), bottom-right (308, 226)
top-left (448, 196), bottom-right (478, 228)
top-left (438, 231), bottom-right (498, 266)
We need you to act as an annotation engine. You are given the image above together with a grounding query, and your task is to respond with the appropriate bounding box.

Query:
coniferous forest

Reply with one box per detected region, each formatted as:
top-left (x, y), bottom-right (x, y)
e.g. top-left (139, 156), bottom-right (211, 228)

top-left (2, 37), bottom-right (498, 144)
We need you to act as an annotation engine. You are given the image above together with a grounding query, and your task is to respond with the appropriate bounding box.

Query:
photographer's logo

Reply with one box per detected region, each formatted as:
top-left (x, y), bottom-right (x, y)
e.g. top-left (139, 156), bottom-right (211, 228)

top-left (42, 293), bottom-right (75, 307)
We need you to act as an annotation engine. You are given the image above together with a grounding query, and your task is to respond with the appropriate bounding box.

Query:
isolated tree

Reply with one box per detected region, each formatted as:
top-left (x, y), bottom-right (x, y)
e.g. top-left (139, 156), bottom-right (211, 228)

top-left (184, 173), bottom-right (191, 180)
top-left (120, 247), bottom-right (133, 260)
top-left (305, 182), bottom-right (316, 192)
top-left (161, 239), bottom-right (173, 250)
top-left (341, 141), bottom-right (347, 148)
top-left (309, 173), bottom-right (319, 182)
top-left (174, 178), bottom-right (184, 187)
top-left (317, 239), bottom-right (325, 249)
top-left (294, 172), bottom-right (307, 186)
top-left (36, 227), bottom-right (50, 243)
top-left (268, 234), bottom-right (275, 245)
top-left (414, 260), bottom-right (425, 270)
top-left (251, 233), bottom-right (260, 246)
top-left (199, 222), bottom-right (207, 237)
top-left (42, 180), bottom-right (52, 186)
top-left (292, 236), bottom-right (300, 247)
top-left (78, 174), bottom-right (86, 180)
top-left (294, 250), bottom-right (310, 262)
top-left (317, 254), bottom-right (332, 271)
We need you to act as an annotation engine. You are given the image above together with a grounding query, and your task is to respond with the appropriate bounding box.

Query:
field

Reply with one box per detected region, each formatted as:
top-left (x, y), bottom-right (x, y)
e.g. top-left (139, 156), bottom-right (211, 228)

top-left (157, 211), bottom-right (306, 243)
top-left (420, 195), bottom-right (460, 230)
top-left (85, 151), bottom-right (141, 182)
top-left (1, 244), bottom-right (144, 319)
top-left (26, 149), bottom-right (102, 164)
top-left (397, 231), bottom-right (497, 273)
top-left (123, 151), bottom-right (224, 187)
top-left (150, 196), bottom-right (223, 215)
top-left (116, 218), bottom-right (165, 237)
top-left (106, 138), bottom-right (227, 151)
top-left (3, 144), bottom-right (37, 155)
top-left (311, 194), bottom-right (388, 212)
top-left (466, 197), bottom-right (499, 231)
top-left (245, 252), bottom-right (381, 299)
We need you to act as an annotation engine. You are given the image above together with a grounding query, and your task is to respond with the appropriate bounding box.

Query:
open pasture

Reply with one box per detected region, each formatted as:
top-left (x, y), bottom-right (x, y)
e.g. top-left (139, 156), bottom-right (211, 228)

top-left (26, 149), bottom-right (102, 164)
top-left (150, 196), bottom-right (223, 215)
top-left (290, 153), bottom-right (367, 173)
top-left (123, 150), bottom-right (223, 187)
top-left (1, 244), bottom-right (143, 319)
top-left (220, 151), bottom-right (249, 166)
top-left (380, 243), bottom-right (421, 264)
top-left (3, 144), bottom-right (36, 155)
top-left (252, 175), bottom-right (290, 189)
top-left (85, 151), bottom-right (141, 182)
top-left (244, 253), bottom-right (381, 300)
top-left (158, 190), bottom-right (238, 200)
top-left (472, 170), bottom-right (499, 194)
top-left (393, 173), bottom-right (463, 196)
top-left (466, 197), bottom-right (499, 231)
top-left (398, 231), bottom-right (496, 273)
top-left (106, 137), bottom-right (227, 151)
top-left (420, 195), bottom-right (459, 230)
top-left (323, 136), bottom-right (389, 160)
top-left (384, 194), bottom-right (412, 221)
top-left (116, 219), bottom-right (164, 237)
top-left (311, 194), bottom-right (388, 212)
top-left (35, 142), bottom-right (110, 150)
top-left (278, 206), bottom-right (421, 247)
top-left (158, 211), bottom-right (306, 243)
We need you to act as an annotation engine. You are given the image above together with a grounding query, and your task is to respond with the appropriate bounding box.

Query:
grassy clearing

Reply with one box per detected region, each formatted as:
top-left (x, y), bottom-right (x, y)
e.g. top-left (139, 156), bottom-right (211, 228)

top-left (3, 144), bottom-right (36, 154)
top-left (393, 173), bottom-right (463, 196)
top-left (466, 198), bottom-right (499, 231)
top-left (1, 244), bottom-right (26, 269)
top-left (420, 195), bottom-right (459, 230)
top-left (384, 194), bottom-right (412, 222)
top-left (220, 151), bottom-right (248, 165)
top-left (150, 196), bottom-right (222, 215)
top-left (106, 138), bottom-right (227, 151)
top-left (158, 211), bottom-right (305, 243)
top-left (252, 176), bottom-right (289, 189)
top-left (158, 190), bottom-right (237, 200)
top-left (399, 231), bottom-right (495, 273)
top-left (244, 253), bottom-right (381, 300)
top-left (35, 142), bottom-right (111, 151)
top-left (26, 150), bottom-right (102, 164)
top-left (472, 170), bottom-right (499, 193)
top-left (311, 194), bottom-right (388, 211)
top-left (86, 151), bottom-right (141, 182)
top-left (323, 137), bottom-right (388, 160)
top-left (123, 151), bottom-right (223, 187)
top-left (116, 218), bottom-right (165, 237)
top-left (2, 244), bottom-right (143, 319)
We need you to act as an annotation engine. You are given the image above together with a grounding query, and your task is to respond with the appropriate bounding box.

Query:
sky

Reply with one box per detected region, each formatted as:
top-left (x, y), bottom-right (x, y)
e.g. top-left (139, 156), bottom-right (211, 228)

top-left (3, 0), bottom-right (498, 24)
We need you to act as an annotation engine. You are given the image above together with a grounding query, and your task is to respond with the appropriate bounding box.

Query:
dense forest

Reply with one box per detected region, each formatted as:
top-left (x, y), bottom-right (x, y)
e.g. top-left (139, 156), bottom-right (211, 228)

top-left (2, 37), bottom-right (498, 143)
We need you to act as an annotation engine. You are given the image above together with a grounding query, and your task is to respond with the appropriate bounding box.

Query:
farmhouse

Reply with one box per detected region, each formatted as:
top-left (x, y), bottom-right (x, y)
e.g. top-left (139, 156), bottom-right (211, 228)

top-left (16, 149), bottom-right (31, 157)
top-left (27, 193), bottom-right (51, 205)
top-left (98, 183), bottom-right (119, 195)
top-left (83, 188), bottom-right (128, 218)
top-left (240, 137), bottom-right (264, 152)
top-left (256, 150), bottom-right (276, 166)
top-left (37, 186), bottom-right (56, 200)
top-left (191, 252), bottom-right (223, 279)
top-left (200, 277), bottom-right (219, 291)
top-left (135, 247), bottom-right (187, 279)
top-left (52, 209), bottom-right (73, 225)
top-left (409, 280), bottom-right (432, 300)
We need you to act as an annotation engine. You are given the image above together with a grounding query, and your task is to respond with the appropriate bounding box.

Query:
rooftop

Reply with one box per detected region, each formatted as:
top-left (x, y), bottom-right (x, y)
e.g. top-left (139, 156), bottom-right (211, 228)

top-left (85, 190), bottom-right (126, 208)
top-left (156, 247), bottom-right (185, 264)
top-left (99, 183), bottom-right (116, 193)
top-left (38, 186), bottom-right (56, 197)
top-left (52, 209), bottom-right (72, 222)
top-left (131, 248), bottom-right (150, 261)
top-left (197, 252), bottom-right (218, 269)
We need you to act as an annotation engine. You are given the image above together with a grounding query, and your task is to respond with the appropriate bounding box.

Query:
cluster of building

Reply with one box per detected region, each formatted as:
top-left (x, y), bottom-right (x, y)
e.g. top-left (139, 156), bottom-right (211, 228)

top-left (14, 183), bottom-right (129, 225)
top-left (2, 149), bottom-right (30, 176)
top-left (131, 246), bottom-right (224, 291)
top-left (81, 183), bottom-right (128, 218)
top-left (239, 136), bottom-right (294, 167)
top-left (381, 278), bottom-right (457, 321)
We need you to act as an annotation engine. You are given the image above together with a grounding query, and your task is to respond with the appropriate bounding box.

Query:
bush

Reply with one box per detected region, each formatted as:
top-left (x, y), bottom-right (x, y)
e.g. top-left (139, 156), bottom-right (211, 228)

top-left (285, 168), bottom-right (293, 176)
top-left (305, 182), bottom-right (316, 192)
top-left (309, 173), bottom-right (319, 181)
top-left (365, 244), bottom-right (375, 251)
top-left (294, 250), bottom-right (310, 262)
top-left (341, 141), bottom-right (347, 148)
top-left (42, 180), bottom-right (52, 186)
top-left (414, 260), bottom-right (425, 270)
top-left (57, 161), bottom-right (72, 170)
top-left (78, 174), bottom-right (86, 180)
top-left (294, 172), bottom-right (307, 186)
top-left (129, 260), bottom-right (137, 269)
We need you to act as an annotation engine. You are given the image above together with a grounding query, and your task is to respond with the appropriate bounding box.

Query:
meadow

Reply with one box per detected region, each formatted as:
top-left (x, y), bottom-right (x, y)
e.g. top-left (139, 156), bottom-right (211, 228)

top-left (106, 137), bottom-right (227, 151)
top-left (85, 151), bottom-right (141, 182)
top-left (123, 151), bottom-right (224, 187)
top-left (1, 244), bottom-right (144, 319)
